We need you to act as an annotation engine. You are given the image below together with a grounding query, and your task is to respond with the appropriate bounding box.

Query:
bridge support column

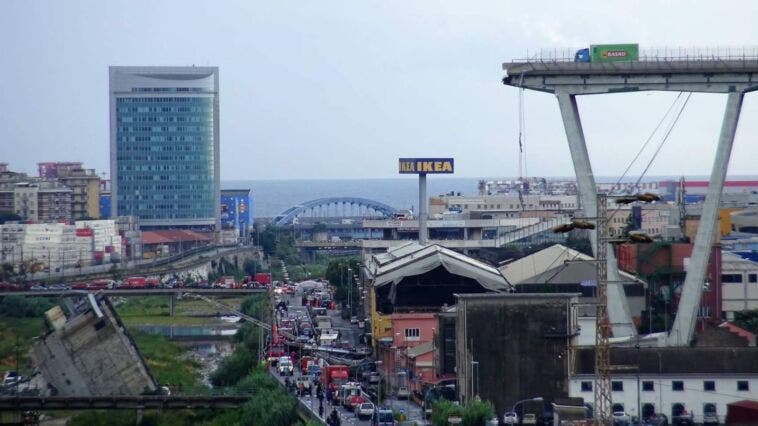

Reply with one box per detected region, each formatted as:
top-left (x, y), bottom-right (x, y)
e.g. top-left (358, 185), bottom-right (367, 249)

top-left (169, 295), bottom-right (175, 317)
top-left (557, 92), bottom-right (636, 338)
top-left (135, 407), bottom-right (143, 425)
top-left (670, 92), bottom-right (744, 346)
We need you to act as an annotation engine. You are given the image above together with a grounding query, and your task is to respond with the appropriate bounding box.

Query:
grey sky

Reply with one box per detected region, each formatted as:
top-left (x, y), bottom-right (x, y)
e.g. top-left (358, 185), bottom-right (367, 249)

top-left (2, 1), bottom-right (758, 180)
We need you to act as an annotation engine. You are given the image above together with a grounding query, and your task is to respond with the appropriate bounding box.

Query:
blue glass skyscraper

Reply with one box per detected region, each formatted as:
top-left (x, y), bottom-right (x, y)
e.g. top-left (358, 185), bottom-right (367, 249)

top-left (109, 66), bottom-right (220, 232)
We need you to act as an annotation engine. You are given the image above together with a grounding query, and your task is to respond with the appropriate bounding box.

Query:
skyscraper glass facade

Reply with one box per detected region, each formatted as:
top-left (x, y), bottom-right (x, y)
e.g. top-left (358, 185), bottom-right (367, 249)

top-left (110, 67), bottom-right (219, 230)
top-left (115, 96), bottom-right (214, 220)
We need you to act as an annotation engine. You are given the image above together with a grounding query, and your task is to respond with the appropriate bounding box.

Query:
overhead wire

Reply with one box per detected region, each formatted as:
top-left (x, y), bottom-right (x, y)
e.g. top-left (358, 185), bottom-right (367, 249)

top-left (612, 93), bottom-right (684, 192)
top-left (607, 93), bottom-right (693, 223)
top-left (633, 93), bottom-right (693, 188)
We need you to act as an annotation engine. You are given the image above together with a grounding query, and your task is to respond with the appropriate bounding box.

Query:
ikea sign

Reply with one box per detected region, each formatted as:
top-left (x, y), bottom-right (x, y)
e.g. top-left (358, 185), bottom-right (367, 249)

top-left (398, 158), bottom-right (454, 174)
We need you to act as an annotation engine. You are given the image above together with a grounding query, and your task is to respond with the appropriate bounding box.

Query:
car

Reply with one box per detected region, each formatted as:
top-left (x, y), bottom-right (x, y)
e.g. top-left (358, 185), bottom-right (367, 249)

top-left (522, 413), bottom-right (538, 425)
top-left (396, 385), bottom-right (410, 399)
top-left (367, 372), bottom-right (380, 384)
top-left (356, 402), bottom-right (375, 419)
top-left (350, 316), bottom-right (358, 324)
top-left (307, 364), bottom-right (321, 380)
top-left (613, 411), bottom-right (632, 426)
top-left (2, 371), bottom-right (18, 387)
top-left (643, 414), bottom-right (668, 426)
top-left (277, 357), bottom-right (294, 376)
top-left (702, 410), bottom-right (718, 425)
top-left (30, 285), bottom-right (47, 291)
top-left (502, 411), bottom-right (518, 424)
top-left (374, 408), bottom-right (396, 426)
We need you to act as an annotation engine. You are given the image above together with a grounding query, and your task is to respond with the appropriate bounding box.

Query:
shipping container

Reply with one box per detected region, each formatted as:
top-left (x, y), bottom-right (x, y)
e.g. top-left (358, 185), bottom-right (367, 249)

top-left (590, 43), bottom-right (639, 62)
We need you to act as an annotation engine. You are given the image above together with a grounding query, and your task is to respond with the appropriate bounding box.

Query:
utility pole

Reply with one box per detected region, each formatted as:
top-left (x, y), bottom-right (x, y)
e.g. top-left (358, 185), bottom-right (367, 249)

top-left (594, 194), bottom-right (612, 425)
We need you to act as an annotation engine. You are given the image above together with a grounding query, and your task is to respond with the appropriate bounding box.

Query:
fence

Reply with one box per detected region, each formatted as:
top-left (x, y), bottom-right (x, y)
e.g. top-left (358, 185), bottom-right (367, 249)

top-left (511, 46), bottom-right (758, 63)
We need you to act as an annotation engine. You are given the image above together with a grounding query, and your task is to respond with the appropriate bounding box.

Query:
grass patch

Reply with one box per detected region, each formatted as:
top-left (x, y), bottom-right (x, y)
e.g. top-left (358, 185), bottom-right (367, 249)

top-left (0, 317), bottom-right (46, 373)
top-left (120, 315), bottom-right (223, 326)
top-left (116, 296), bottom-right (170, 317)
top-left (130, 330), bottom-right (202, 389)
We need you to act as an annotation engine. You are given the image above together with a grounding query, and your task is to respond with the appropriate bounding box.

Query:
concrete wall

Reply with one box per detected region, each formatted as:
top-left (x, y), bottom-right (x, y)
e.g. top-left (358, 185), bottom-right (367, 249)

top-left (456, 293), bottom-right (579, 416)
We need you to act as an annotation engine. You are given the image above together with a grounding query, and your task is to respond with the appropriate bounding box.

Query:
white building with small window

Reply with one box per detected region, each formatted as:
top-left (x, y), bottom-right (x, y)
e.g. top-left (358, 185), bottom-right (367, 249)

top-left (570, 347), bottom-right (758, 424)
top-left (721, 251), bottom-right (758, 319)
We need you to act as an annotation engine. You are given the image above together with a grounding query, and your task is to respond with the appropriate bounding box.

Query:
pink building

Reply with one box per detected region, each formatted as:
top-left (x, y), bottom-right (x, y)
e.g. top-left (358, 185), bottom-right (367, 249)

top-left (378, 312), bottom-right (439, 392)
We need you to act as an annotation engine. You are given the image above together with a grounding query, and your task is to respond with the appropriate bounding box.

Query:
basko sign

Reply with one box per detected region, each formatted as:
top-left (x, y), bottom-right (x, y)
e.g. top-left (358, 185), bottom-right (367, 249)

top-left (398, 158), bottom-right (454, 174)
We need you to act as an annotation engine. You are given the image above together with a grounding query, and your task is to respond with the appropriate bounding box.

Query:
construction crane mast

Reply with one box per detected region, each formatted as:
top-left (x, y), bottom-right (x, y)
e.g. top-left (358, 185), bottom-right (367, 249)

top-left (594, 194), bottom-right (612, 425)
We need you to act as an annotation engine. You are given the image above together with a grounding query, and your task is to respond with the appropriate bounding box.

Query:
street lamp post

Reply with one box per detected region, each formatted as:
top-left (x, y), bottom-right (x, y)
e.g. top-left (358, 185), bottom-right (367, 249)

top-left (470, 360), bottom-right (479, 402)
top-left (375, 360), bottom-right (383, 405)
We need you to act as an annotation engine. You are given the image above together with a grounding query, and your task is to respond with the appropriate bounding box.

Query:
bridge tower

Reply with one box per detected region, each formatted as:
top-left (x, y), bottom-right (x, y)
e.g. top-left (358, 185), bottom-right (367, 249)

top-left (502, 49), bottom-right (753, 346)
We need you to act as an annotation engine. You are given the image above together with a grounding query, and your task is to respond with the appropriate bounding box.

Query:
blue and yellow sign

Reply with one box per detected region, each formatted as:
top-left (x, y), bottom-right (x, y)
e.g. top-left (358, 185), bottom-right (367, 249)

top-left (398, 158), bottom-right (454, 174)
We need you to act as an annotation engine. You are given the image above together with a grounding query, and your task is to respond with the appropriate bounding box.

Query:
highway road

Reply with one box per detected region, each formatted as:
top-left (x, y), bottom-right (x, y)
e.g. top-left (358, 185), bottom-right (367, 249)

top-left (270, 290), bottom-right (426, 425)
top-left (2, 288), bottom-right (267, 297)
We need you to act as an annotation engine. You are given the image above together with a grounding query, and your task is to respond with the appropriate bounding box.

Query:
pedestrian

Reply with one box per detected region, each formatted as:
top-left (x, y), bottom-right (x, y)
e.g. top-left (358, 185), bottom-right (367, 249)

top-left (328, 408), bottom-right (341, 426)
top-left (318, 401), bottom-right (324, 418)
top-left (326, 388), bottom-right (333, 405)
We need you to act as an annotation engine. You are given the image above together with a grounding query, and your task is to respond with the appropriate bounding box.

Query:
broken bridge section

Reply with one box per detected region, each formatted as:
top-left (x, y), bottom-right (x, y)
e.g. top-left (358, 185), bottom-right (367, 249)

top-left (502, 55), bottom-right (753, 346)
top-left (31, 294), bottom-right (157, 396)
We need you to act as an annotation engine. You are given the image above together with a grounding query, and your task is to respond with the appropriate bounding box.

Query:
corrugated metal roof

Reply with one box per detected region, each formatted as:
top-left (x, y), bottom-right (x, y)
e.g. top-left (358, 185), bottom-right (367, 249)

top-left (499, 244), bottom-right (642, 285)
top-left (372, 244), bottom-right (511, 292)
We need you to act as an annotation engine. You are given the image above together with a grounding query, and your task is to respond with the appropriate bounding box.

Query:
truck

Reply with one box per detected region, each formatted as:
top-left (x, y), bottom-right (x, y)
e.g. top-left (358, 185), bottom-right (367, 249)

top-left (300, 356), bottom-right (317, 375)
top-left (314, 315), bottom-right (332, 331)
top-left (321, 364), bottom-right (349, 392)
top-left (121, 276), bottom-right (146, 289)
top-left (574, 43), bottom-right (639, 63)
top-left (337, 382), bottom-right (364, 409)
top-left (255, 273), bottom-right (272, 286)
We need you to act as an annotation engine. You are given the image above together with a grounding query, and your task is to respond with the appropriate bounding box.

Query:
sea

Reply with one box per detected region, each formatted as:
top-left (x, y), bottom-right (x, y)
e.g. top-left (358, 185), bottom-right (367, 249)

top-left (222, 177), bottom-right (482, 218)
top-left (221, 175), bottom-right (718, 219)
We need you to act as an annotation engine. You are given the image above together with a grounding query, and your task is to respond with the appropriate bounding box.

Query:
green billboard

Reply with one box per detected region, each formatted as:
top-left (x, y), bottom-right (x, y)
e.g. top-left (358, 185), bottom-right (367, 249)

top-left (590, 44), bottom-right (639, 62)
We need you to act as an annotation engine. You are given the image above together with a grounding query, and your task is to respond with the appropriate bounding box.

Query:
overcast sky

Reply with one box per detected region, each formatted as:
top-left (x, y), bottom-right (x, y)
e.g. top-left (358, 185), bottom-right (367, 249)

top-left (2, 1), bottom-right (758, 180)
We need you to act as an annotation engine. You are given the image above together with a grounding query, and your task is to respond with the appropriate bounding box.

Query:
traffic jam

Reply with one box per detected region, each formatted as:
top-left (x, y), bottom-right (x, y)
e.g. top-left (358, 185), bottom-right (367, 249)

top-left (266, 280), bottom-right (396, 425)
top-left (0, 272), bottom-right (275, 292)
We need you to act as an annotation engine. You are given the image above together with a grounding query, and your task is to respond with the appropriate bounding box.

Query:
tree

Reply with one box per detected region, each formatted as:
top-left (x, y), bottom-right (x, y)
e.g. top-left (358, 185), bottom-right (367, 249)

top-left (243, 258), bottom-right (261, 276)
top-left (253, 223), bottom-right (279, 256)
top-left (734, 310), bottom-right (758, 334)
top-left (325, 257), bottom-right (360, 307)
top-left (462, 400), bottom-right (495, 426)
top-left (210, 349), bottom-right (255, 386)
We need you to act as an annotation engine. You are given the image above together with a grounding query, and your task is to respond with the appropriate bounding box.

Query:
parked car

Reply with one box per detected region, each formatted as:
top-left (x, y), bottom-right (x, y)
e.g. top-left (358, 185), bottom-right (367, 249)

top-left (502, 411), bottom-right (518, 424)
top-left (613, 411), bottom-right (632, 426)
top-left (702, 410), bottom-right (718, 425)
top-left (356, 402), bottom-right (375, 420)
top-left (643, 414), bottom-right (668, 426)
top-left (522, 413), bottom-right (537, 425)
top-left (350, 316), bottom-right (358, 324)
